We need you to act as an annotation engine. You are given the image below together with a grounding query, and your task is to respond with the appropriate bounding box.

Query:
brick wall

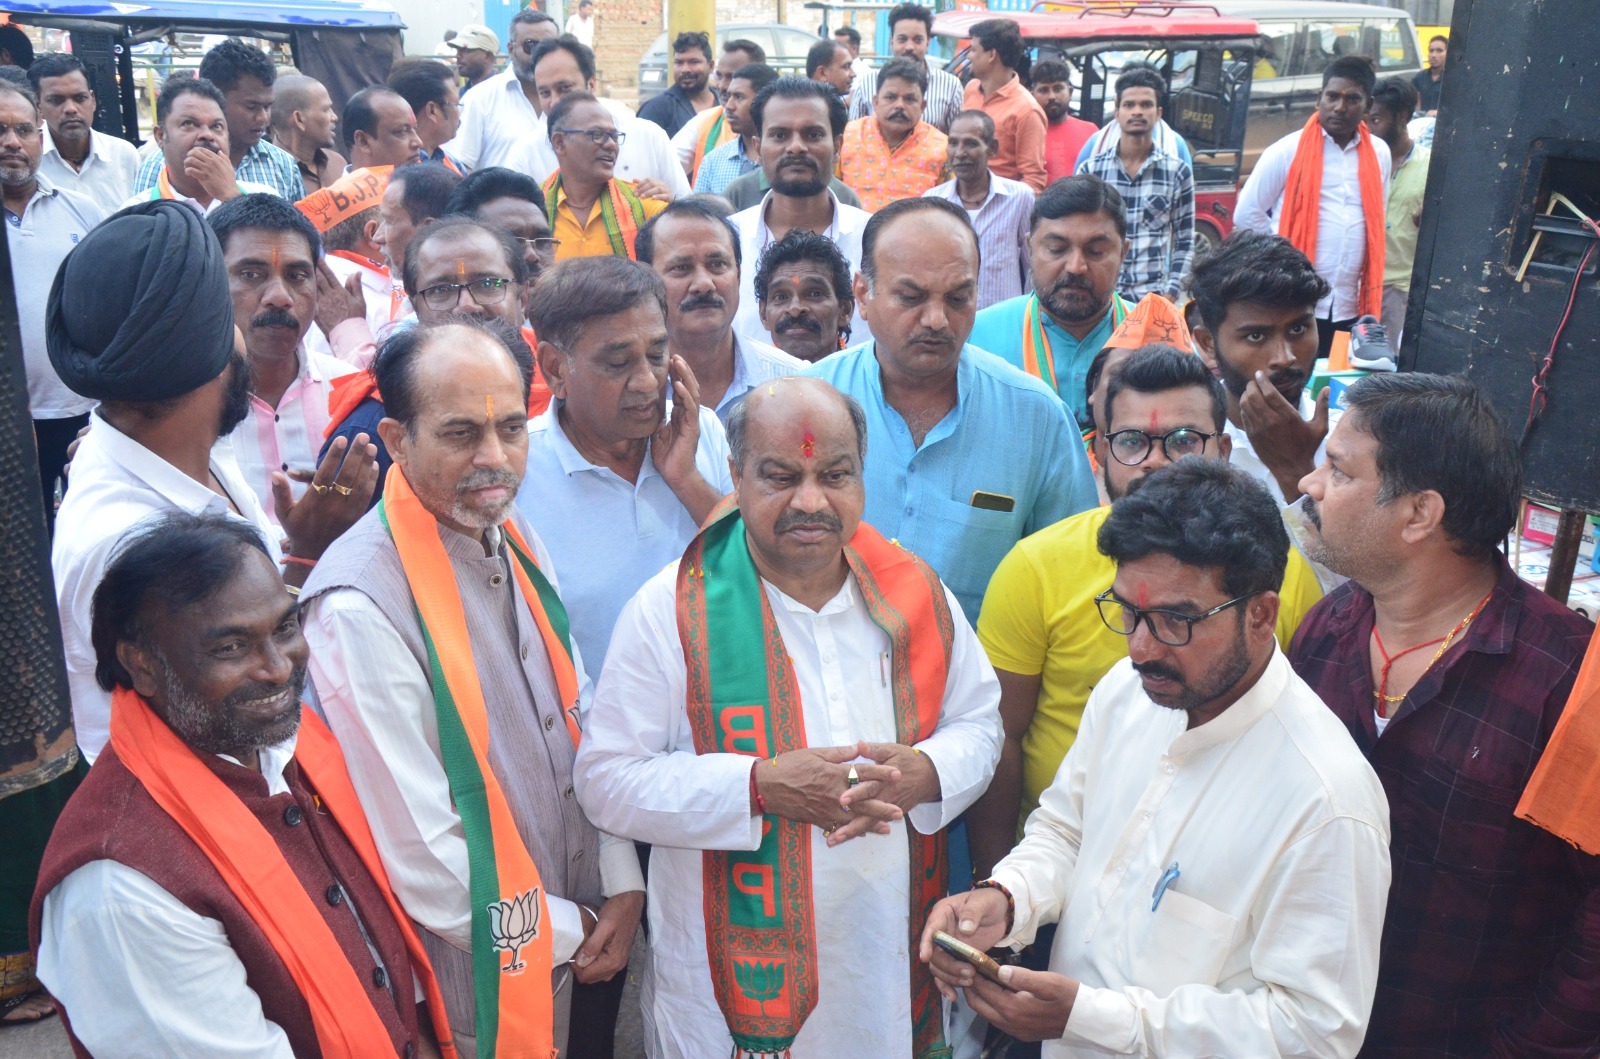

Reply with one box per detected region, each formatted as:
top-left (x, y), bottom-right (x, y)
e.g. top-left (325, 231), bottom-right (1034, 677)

top-left (594, 0), bottom-right (663, 90)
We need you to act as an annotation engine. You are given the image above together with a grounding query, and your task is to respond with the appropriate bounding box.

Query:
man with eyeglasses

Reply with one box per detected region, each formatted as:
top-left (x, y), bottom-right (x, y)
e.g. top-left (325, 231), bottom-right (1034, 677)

top-left (446, 165), bottom-right (561, 283)
top-left (970, 344), bottom-right (1324, 885)
top-left (925, 456), bottom-right (1388, 1058)
top-left (543, 92), bottom-right (666, 261)
top-left (441, 8), bottom-right (558, 169)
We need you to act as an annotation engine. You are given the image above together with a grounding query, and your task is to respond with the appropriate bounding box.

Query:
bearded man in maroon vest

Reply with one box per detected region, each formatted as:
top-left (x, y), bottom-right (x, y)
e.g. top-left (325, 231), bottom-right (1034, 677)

top-left (30, 511), bottom-right (453, 1058)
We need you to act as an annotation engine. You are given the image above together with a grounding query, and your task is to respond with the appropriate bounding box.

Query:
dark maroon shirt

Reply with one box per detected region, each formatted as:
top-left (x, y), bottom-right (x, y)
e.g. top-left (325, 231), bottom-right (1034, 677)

top-left (1289, 555), bottom-right (1599, 1057)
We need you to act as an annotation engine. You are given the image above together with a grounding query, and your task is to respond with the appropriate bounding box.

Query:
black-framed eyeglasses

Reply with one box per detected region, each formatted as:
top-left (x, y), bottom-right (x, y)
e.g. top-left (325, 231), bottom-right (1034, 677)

top-left (1104, 426), bottom-right (1220, 467)
top-left (1094, 588), bottom-right (1258, 647)
top-left (417, 276), bottom-right (513, 311)
top-left (556, 126), bottom-right (626, 147)
top-left (519, 236), bottom-right (561, 260)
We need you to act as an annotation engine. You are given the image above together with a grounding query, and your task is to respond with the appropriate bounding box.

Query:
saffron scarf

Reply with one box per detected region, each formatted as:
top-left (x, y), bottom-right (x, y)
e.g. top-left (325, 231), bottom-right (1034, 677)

top-left (677, 503), bottom-right (954, 1059)
top-left (541, 172), bottom-right (648, 259)
top-left (379, 465), bottom-right (581, 1059)
top-left (1516, 627), bottom-right (1600, 854)
top-left (108, 687), bottom-right (457, 1059)
top-left (149, 165), bottom-right (241, 203)
top-left (327, 249), bottom-right (408, 322)
top-left (690, 107), bottom-right (732, 183)
top-left (1021, 291), bottom-right (1128, 406)
top-left (1281, 113), bottom-right (1386, 318)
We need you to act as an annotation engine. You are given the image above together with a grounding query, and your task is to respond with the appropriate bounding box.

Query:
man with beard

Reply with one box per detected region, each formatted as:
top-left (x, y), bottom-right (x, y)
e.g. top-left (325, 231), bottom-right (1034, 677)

top-left (637, 198), bottom-right (802, 417)
top-left (134, 39), bottom-right (303, 203)
top-left (970, 344), bottom-right (1324, 887)
top-left (1290, 374), bottom-right (1600, 1055)
top-left (132, 75), bottom-right (280, 213)
top-left (638, 31), bottom-right (717, 139)
top-left (838, 57), bottom-right (947, 212)
top-left (808, 197), bottom-right (1095, 624)
top-left (1186, 229), bottom-right (1332, 504)
top-left (924, 109), bottom-right (1034, 309)
top-left (1076, 67), bottom-right (1194, 301)
top-left (673, 39), bottom-right (765, 182)
top-left (848, 2), bottom-right (964, 133)
top-left (270, 73), bottom-right (346, 196)
top-left (29, 53), bottom-right (139, 213)
top-left (1029, 59), bottom-right (1095, 185)
top-left (302, 316), bottom-right (646, 1059)
top-left (691, 62), bottom-right (777, 196)
top-left (574, 377), bottom-right (1002, 1058)
top-left (443, 8), bottom-right (557, 169)
top-left (754, 227), bottom-right (856, 361)
top-left (730, 77), bottom-right (871, 346)
top-left (447, 24), bottom-right (501, 95)
top-left (516, 255), bottom-right (732, 671)
top-left (543, 92), bottom-right (667, 261)
top-left (962, 19), bottom-right (1047, 192)
top-left (968, 175), bottom-right (1130, 429)
top-left (925, 457), bottom-right (1389, 1058)
top-left (50, 201), bottom-right (368, 764)
top-left (1236, 56), bottom-right (1391, 359)
top-left (33, 512), bottom-right (455, 1058)
top-left (209, 193), bottom-right (384, 529)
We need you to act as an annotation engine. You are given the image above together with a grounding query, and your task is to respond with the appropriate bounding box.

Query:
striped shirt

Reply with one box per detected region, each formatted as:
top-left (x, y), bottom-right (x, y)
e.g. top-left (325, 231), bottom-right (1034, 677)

top-left (923, 174), bottom-right (1035, 309)
top-left (692, 135), bottom-right (759, 196)
top-left (134, 137), bottom-right (304, 203)
top-left (217, 344), bottom-right (357, 525)
top-left (848, 58), bottom-right (964, 132)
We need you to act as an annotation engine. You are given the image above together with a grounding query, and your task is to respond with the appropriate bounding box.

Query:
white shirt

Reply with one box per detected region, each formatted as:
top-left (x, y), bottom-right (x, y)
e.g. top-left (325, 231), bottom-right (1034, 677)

top-left (303, 527), bottom-right (645, 972)
top-left (670, 107), bottom-right (717, 171)
top-left (717, 334), bottom-right (807, 419)
top-left (119, 175), bottom-right (281, 216)
top-left (54, 415), bottom-right (281, 763)
top-left (39, 126), bottom-right (141, 216)
top-left (6, 177), bottom-right (104, 418)
top-left (1224, 423), bottom-right (1326, 507)
top-left (731, 189), bottom-right (872, 348)
top-left (503, 98), bottom-right (692, 198)
top-left (990, 651), bottom-right (1391, 1058)
top-left (564, 12), bottom-right (596, 48)
top-left (1234, 128), bottom-right (1391, 320)
top-left (516, 401), bottom-right (734, 667)
top-left (216, 344), bottom-right (357, 525)
top-left (924, 174), bottom-right (1036, 309)
top-left (441, 68), bottom-right (544, 170)
top-left (574, 563), bottom-right (1003, 1057)
top-left (37, 740), bottom-right (308, 1058)
top-left (305, 253), bottom-right (411, 363)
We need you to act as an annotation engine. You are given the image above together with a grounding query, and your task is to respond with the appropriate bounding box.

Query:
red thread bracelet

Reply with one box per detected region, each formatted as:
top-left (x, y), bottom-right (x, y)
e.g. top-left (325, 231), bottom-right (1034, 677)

top-left (281, 554), bottom-right (317, 569)
top-left (749, 760), bottom-right (767, 816)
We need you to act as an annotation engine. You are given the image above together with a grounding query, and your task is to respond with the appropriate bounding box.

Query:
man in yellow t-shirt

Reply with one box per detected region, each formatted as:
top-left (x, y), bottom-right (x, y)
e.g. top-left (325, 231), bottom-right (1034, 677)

top-left (970, 344), bottom-right (1324, 876)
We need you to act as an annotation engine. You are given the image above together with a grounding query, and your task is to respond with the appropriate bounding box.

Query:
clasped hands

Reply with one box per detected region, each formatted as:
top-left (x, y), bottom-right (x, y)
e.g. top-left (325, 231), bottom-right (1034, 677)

top-left (752, 741), bottom-right (939, 848)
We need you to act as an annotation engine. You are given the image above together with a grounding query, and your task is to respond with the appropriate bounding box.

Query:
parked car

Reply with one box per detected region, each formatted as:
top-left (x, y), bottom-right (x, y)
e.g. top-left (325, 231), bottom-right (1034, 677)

top-left (638, 23), bottom-right (822, 104)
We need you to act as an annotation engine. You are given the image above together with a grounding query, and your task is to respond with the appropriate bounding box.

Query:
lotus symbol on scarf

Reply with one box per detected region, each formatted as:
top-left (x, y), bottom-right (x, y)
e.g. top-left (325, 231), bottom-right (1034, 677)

top-left (488, 887), bottom-right (541, 974)
top-left (733, 958), bottom-right (785, 1014)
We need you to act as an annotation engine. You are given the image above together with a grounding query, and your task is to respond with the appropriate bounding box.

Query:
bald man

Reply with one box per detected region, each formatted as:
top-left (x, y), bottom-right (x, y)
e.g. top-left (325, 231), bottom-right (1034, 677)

top-left (272, 74), bottom-right (345, 195)
top-left (575, 376), bottom-right (1002, 1058)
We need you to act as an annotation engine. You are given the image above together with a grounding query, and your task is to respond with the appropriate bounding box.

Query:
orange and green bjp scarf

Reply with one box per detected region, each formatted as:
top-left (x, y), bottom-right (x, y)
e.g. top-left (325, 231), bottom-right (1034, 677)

top-left (109, 687), bottom-right (458, 1059)
top-left (1020, 289), bottom-right (1129, 404)
top-left (690, 107), bottom-right (731, 183)
top-left (379, 465), bottom-right (581, 1059)
top-left (540, 172), bottom-right (648, 259)
top-left (676, 503), bottom-right (955, 1059)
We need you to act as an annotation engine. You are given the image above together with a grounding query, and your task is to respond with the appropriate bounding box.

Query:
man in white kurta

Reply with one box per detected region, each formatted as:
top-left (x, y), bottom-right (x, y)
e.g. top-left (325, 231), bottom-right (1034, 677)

top-left (574, 378), bottom-right (1003, 1057)
top-left (924, 458), bottom-right (1390, 1058)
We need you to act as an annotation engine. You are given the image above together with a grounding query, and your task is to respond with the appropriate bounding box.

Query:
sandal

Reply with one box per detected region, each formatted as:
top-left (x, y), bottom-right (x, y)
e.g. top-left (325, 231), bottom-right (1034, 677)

top-left (0, 988), bottom-right (57, 1025)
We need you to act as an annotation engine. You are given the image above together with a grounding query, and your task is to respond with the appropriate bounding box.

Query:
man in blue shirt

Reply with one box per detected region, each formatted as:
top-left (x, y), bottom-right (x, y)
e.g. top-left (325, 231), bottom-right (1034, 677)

top-left (967, 174), bottom-right (1131, 429)
top-left (808, 197), bottom-right (1097, 622)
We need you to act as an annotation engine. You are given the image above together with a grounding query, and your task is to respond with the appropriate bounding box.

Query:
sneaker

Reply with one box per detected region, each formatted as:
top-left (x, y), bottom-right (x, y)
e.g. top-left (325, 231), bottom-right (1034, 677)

top-left (1348, 315), bottom-right (1397, 371)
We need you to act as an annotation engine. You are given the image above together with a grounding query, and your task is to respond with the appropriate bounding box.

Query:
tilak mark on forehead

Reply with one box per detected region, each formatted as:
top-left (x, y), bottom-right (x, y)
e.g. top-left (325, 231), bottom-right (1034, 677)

top-left (801, 430), bottom-right (816, 459)
top-left (486, 394), bottom-right (494, 420)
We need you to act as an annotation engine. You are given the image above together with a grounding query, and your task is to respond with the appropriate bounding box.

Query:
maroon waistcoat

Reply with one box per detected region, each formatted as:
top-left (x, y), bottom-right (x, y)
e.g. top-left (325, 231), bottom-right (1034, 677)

top-left (30, 745), bottom-right (423, 1058)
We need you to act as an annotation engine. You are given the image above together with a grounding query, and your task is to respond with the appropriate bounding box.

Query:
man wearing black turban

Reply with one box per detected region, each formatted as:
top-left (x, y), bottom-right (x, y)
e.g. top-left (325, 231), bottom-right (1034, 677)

top-left (48, 199), bottom-right (374, 764)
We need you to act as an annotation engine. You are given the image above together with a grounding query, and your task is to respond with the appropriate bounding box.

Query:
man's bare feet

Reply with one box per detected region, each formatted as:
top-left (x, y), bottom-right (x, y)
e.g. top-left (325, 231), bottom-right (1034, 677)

top-left (0, 989), bottom-right (56, 1024)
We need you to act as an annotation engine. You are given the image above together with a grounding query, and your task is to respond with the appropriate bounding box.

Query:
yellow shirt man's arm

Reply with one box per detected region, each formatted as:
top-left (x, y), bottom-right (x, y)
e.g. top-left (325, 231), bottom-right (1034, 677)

top-left (1274, 547), bottom-right (1325, 646)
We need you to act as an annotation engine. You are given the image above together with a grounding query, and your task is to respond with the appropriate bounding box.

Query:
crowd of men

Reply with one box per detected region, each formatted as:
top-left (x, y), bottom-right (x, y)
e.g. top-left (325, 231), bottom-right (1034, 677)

top-left (3, 11), bottom-right (1598, 1059)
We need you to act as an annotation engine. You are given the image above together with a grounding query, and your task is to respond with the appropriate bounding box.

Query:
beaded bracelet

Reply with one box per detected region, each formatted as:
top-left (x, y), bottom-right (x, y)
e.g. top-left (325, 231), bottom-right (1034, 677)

top-left (972, 878), bottom-right (1016, 935)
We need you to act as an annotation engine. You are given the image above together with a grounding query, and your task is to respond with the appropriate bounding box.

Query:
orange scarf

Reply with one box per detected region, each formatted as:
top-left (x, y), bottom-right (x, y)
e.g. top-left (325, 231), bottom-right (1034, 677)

top-left (328, 250), bottom-right (408, 322)
top-left (108, 687), bottom-right (456, 1059)
top-left (1516, 627), bottom-right (1600, 854)
top-left (1281, 114), bottom-right (1385, 318)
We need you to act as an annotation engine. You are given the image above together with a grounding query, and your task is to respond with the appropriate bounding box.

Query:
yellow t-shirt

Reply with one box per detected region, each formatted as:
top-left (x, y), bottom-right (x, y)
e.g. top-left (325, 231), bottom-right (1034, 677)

top-left (550, 180), bottom-right (667, 261)
top-left (977, 504), bottom-right (1325, 826)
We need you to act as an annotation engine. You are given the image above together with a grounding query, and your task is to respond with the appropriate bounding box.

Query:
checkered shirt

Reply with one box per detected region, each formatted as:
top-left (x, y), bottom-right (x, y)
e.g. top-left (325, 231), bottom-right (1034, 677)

top-left (692, 136), bottom-right (758, 197)
top-left (1076, 143), bottom-right (1194, 299)
top-left (135, 137), bottom-right (304, 203)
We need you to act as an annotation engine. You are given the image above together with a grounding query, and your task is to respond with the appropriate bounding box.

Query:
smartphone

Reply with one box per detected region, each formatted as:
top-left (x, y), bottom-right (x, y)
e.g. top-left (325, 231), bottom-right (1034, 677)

top-left (932, 930), bottom-right (1008, 986)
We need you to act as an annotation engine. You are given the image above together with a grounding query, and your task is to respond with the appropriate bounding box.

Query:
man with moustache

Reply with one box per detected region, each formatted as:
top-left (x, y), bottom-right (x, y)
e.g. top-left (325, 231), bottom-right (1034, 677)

top-left (574, 377), bottom-right (1002, 1058)
top-left (925, 109), bottom-right (1034, 309)
top-left (33, 512), bottom-right (455, 1058)
top-left (443, 9), bottom-right (558, 169)
top-left (302, 317), bottom-right (646, 1059)
top-left (1185, 229), bottom-right (1333, 504)
top-left (543, 92), bottom-right (667, 261)
top-left (1291, 374), bottom-right (1600, 1055)
top-left (848, 2), bottom-right (964, 132)
top-left (447, 24), bottom-right (501, 95)
top-left (637, 198), bottom-right (802, 417)
top-left (968, 175), bottom-right (1130, 429)
top-left (754, 228), bottom-right (856, 361)
top-left (638, 31), bottom-right (717, 139)
top-left (271, 73), bottom-right (346, 196)
top-left (674, 39), bottom-right (766, 183)
top-left (50, 201), bottom-right (368, 764)
top-left (29, 53), bottom-right (139, 213)
top-left (838, 57), bottom-right (947, 212)
top-left (807, 38), bottom-right (856, 103)
top-left (132, 75), bottom-right (280, 213)
top-left (691, 62), bottom-right (778, 196)
top-left (516, 255), bottom-right (732, 670)
top-left (1029, 59), bottom-right (1096, 185)
top-left (925, 458), bottom-right (1389, 1059)
top-left (808, 197), bottom-right (1096, 624)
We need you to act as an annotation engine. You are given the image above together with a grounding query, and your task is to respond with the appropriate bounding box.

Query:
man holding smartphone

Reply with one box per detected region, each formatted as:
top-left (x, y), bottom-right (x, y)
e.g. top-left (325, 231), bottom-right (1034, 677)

top-left (922, 458), bottom-right (1391, 1057)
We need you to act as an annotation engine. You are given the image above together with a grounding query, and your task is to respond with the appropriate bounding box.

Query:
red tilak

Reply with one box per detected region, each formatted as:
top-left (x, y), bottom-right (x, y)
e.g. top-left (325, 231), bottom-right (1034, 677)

top-left (800, 431), bottom-right (815, 458)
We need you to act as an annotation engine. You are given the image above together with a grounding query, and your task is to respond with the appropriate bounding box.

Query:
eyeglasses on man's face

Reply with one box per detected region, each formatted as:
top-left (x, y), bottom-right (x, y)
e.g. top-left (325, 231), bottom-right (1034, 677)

top-left (1104, 426), bottom-right (1219, 467)
top-left (417, 276), bottom-right (513, 311)
top-left (556, 126), bottom-right (625, 147)
top-left (1094, 588), bottom-right (1258, 647)
top-left (518, 236), bottom-right (561, 261)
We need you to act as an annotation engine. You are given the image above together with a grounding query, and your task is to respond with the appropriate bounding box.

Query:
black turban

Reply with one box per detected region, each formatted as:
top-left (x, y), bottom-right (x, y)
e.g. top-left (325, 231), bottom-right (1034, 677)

top-left (47, 199), bottom-right (236, 404)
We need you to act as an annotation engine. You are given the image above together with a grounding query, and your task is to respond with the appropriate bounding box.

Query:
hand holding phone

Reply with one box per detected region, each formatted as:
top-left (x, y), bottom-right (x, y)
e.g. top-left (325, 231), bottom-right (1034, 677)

top-left (931, 930), bottom-right (1010, 988)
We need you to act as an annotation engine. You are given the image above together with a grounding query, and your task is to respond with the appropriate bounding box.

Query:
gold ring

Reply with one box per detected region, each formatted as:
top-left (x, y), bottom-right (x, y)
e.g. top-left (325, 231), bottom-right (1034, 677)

top-left (823, 825), bottom-right (837, 836)
top-left (847, 765), bottom-right (860, 788)
top-left (312, 483), bottom-right (331, 495)
top-left (333, 483), bottom-right (353, 496)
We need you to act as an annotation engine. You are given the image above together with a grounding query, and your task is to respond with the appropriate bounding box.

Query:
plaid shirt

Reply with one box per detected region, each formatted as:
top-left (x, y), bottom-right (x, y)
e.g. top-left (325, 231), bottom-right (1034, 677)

top-left (692, 135), bottom-right (758, 196)
top-left (135, 137), bottom-right (304, 203)
top-left (1076, 143), bottom-right (1194, 299)
top-left (1288, 557), bottom-right (1600, 1057)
